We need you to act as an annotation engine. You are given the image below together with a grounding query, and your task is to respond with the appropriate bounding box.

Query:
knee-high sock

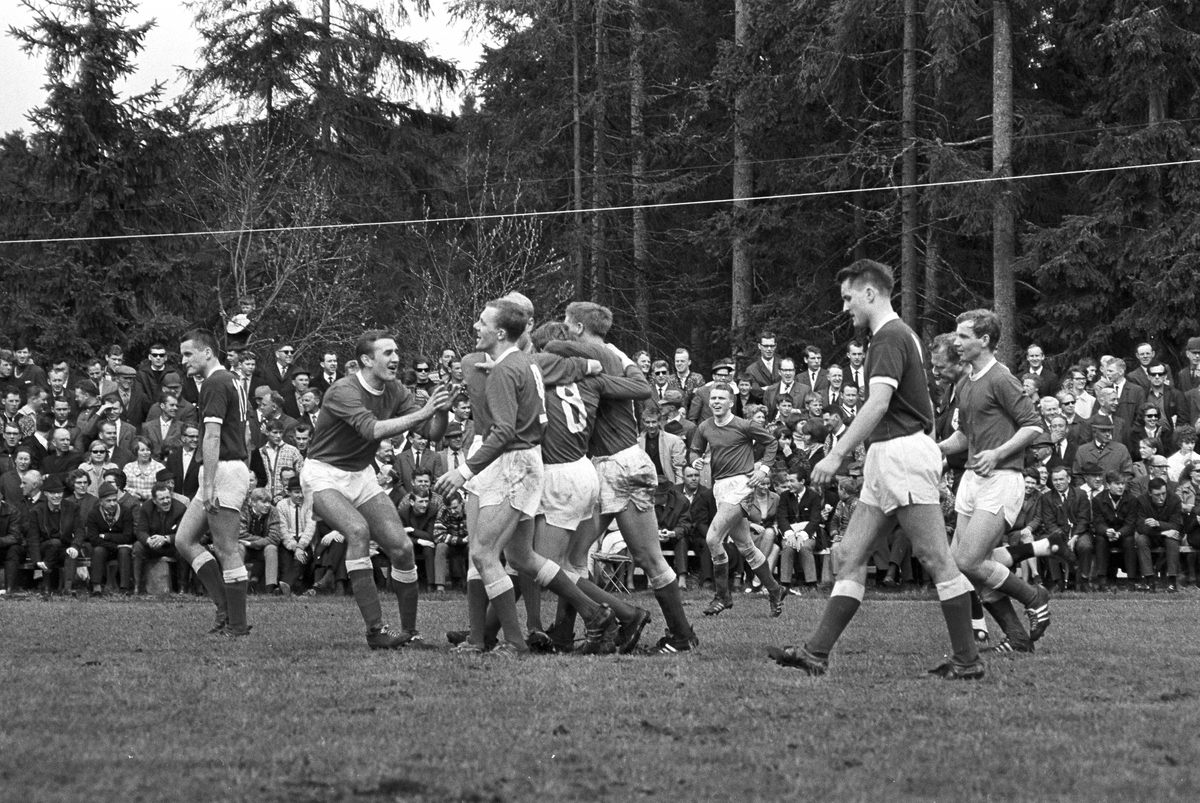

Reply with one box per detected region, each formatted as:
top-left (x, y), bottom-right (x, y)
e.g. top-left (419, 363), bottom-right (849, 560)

top-left (538, 562), bottom-right (599, 620)
top-left (807, 580), bottom-right (864, 658)
top-left (520, 573), bottom-right (542, 631)
top-left (222, 566), bottom-right (249, 631)
top-left (939, 591), bottom-right (978, 665)
top-left (348, 566), bottom-right (384, 631)
top-left (749, 557), bottom-right (781, 592)
top-left (466, 575), bottom-right (489, 647)
top-left (192, 554), bottom-right (227, 619)
top-left (574, 576), bottom-right (639, 621)
top-left (983, 597), bottom-right (1029, 642)
top-left (649, 572), bottom-right (691, 640)
top-left (997, 568), bottom-right (1040, 607)
top-left (713, 559), bottom-right (731, 600)
top-left (390, 567), bottom-right (419, 632)
top-left (485, 576), bottom-right (525, 647)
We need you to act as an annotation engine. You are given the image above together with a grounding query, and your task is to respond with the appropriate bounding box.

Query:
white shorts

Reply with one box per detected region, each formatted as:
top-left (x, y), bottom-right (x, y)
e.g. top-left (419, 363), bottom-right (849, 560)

top-left (472, 447), bottom-right (544, 518)
top-left (713, 474), bottom-right (753, 507)
top-left (955, 469), bottom-right (1025, 526)
top-left (859, 431), bottom-right (942, 515)
top-left (301, 458), bottom-right (385, 509)
top-left (539, 457), bottom-right (600, 530)
top-left (593, 445), bottom-right (657, 515)
top-left (195, 461), bottom-right (252, 512)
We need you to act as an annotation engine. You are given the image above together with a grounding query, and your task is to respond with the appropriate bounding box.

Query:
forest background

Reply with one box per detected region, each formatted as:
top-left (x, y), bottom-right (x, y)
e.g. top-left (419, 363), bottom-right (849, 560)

top-left (2, 0), bottom-right (1199, 373)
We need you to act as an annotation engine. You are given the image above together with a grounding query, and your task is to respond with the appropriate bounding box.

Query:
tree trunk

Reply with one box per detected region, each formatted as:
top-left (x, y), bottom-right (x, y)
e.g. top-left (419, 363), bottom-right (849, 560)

top-left (923, 223), bottom-right (940, 343)
top-left (730, 0), bottom-right (752, 348)
top-left (630, 0), bottom-right (650, 343)
top-left (992, 0), bottom-right (1016, 366)
top-left (572, 0), bottom-right (586, 298)
top-left (590, 0), bottom-right (608, 305)
top-left (900, 0), bottom-right (919, 328)
top-left (319, 0), bottom-right (331, 152)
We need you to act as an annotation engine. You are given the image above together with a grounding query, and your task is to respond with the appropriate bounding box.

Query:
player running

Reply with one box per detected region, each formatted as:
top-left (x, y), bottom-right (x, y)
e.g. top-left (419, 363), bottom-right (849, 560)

top-left (768, 260), bottom-right (982, 679)
top-left (937, 309), bottom-right (1051, 651)
top-left (550, 301), bottom-right (697, 655)
top-left (173, 329), bottom-right (255, 637)
top-left (691, 382), bottom-right (787, 618)
top-left (302, 330), bottom-right (451, 650)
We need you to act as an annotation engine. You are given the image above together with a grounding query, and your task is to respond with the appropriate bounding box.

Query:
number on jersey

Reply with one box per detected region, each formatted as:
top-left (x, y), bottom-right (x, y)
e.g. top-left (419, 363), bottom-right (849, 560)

top-left (529, 364), bottom-right (548, 424)
top-left (556, 383), bottom-right (588, 433)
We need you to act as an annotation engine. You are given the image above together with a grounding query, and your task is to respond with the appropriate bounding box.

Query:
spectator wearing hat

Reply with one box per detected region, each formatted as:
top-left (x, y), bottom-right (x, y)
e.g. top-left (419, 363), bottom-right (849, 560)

top-left (277, 476), bottom-right (316, 594)
top-left (100, 468), bottom-right (140, 517)
top-left (687, 358), bottom-right (737, 424)
top-left (439, 422), bottom-right (468, 473)
top-left (659, 389), bottom-right (696, 447)
top-left (1083, 385), bottom-right (1129, 447)
top-left (281, 367), bottom-right (312, 420)
top-left (80, 481), bottom-right (135, 595)
top-left (1073, 414), bottom-right (1133, 485)
top-left (154, 468), bottom-right (191, 507)
top-left (27, 473), bottom-right (79, 595)
top-left (145, 373), bottom-right (198, 428)
top-left (1087, 469), bottom-right (1138, 592)
top-left (141, 391), bottom-right (185, 460)
top-left (1176, 337), bottom-right (1200, 394)
top-left (132, 481), bottom-right (186, 594)
top-left (72, 379), bottom-right (102, 449)
top-left (110, 364), bottom-right (150, 430)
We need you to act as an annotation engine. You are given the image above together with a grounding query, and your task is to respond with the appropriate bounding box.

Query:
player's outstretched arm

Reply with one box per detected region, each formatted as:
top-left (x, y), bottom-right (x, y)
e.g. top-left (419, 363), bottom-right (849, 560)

top-left (372, 386), bottom-right (452, 441)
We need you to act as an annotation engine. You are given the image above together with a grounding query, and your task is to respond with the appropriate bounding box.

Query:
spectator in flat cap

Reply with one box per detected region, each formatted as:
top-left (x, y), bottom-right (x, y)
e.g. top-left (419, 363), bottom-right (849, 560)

top-left (81, 481), bottom-right (135, 595)
top-left (281, 367), bottom-right (312, 420)
top-left (155, 468), bottom-right (190, 506)
top-left (145, 373), bottom-right (198, 429)
top-left (110, 364), bottom-right (150, 430)
top-left (688, 358), bottom-right (737, 425)
top-left (1074, 414), bottom-right (1133, 485)
top-left (1177, 336), bottom-right (1200, 394)
top-left (660, 388), bottom-right (696, 445)
top-left (439, 422), bottom-right (467, 473)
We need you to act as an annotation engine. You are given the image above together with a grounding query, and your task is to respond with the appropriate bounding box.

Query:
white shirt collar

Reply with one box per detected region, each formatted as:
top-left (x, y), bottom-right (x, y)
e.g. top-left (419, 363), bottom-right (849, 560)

top-left (870, 311), bottom-right (900, 336)
top-left (970, 357), bottom-right (998, 381)
top-left (493, 345), bottom-right (521, 366)
top-left (355, 371), bottom-right (384, 397)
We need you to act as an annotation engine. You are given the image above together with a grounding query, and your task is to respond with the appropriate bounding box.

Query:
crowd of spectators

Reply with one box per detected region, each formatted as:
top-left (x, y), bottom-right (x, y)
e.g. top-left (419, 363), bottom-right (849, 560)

top-left (2, 330), bottom-right (1198, 600)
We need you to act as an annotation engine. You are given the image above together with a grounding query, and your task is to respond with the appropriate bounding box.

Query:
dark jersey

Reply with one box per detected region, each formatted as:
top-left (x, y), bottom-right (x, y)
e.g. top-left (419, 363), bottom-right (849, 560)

top-left (467, 349), bottom-right (546, 474)
top-left (542, 366), bottom-right (652, 465)
top-left (545, 341), bottom-right (651, 457)
top-left (955, 359), bottom-right (1043, 473)
top-left (691, 415), bottom-right (778, 481)
top-left (863, 316), bottom-right (935, 446)
top-left (199, 368), bottom-right (248, 461)
top-left (308, 374), bottom-right (422, 471)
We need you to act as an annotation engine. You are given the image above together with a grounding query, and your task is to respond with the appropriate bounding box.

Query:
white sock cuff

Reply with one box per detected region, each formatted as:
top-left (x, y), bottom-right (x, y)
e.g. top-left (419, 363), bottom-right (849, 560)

top-left (831, 579), bottom-right (865, 602)
top-left (1032, 538), bottom-right (1052, 557)
top-left (982, 562), bottom-right (1009, 591)
top-left (345, 557), bottom-right (373, 572)
top-left (191, 552), bottom-right (215, 573)
top-left (744, 549), bottom-right (766, 570)
top-left (535, 560), bottom-right (560, 587)
top-left (467, 565), bottom-right (481, 582)
top-left (936, 573), bottom-right (976, 600)
top-left (971, 618), bottom-right (987, 631)
top-left (222, 566), bottom-right (249, 583)
top-left (648, 568), bottom-right (677, 590)
top-left (484, 575), bottom-right (514, 600)
top-left (391, 566), bottom-right (418, 584)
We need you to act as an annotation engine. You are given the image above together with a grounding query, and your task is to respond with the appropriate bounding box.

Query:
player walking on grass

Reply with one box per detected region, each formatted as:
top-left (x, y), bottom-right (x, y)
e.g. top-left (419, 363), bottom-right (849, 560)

top-left (937, 309), bottom-right (1052, 652)
top-left (549, 301), bottom-right (696, 655)
top-left (691, 382), bottom-right (787, 618)
top-left (173, 329), bottom-right (254, 637)
top-left (768, 260), bottom-right (983, 679)
top-left (301, 330), bottom-right (451, 650)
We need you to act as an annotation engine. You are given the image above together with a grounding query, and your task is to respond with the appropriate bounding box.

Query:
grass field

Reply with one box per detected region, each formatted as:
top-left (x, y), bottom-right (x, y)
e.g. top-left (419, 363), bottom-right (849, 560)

top-left (2, 587), bottom-right (1199, 803)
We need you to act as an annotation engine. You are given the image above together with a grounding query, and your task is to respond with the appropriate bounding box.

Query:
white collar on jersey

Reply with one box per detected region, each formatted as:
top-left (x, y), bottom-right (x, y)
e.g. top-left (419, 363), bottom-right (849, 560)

top-left (969, 357), bottom-right (999, 381)
top-left (493, 344), bottom-right (521, 366)
top-left (870, 311), bottom-right (900, 336)
top-left (355, 371), bottom-right (384, 397)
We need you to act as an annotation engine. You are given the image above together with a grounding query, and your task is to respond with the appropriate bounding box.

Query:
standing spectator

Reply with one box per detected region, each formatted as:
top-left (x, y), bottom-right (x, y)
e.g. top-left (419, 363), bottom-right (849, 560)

top-left (137, 343), bottom-right (172, 401)
top-left (1, 388), bottom-right (22, 432)
top-left (668, 348), bottom-right (705, 413)
top-left (647, 360), bottom-right (674, 406)
top-left (798, 345), bottom-right (829, 396)
top-left (281, 368), bottom-right (311, 419)
top-left (744, 331), bottom-right (781, 400)
top-left (141, 392), bottom-right (184, 460)
top-left (436, 348), bottom-right (457, 384)
top-left (687, 358), bottom-right (735, 424)
top-left (1073, 415), bottom-right (1133, 484)
top-left (843, 340), bottom-right (867, 391)
top-left (1126, 343), bottom-right (1159, 391)
top-left (49, 396), bottom-right (79, 448)
top-left (1022, 343), bottom-right (1058, 396)
top-left (1143, 362), bottom-right (1185, 426)
top-left (1176, 337), bottom-right (1200, 394)
top-left (447, 395), bottom-right (474, 450)
top-left (111, 365), bottom-right (150, 429)
top-left (295, 390), bottom-right (321, 432)
top-left (12, 343), bottom-right (49, 395)
top-left (0, 351), bottom-right (18, 399)
top-left (1106, 358), bottom-right (1146, 428)
top-left (258, 342), bottom-right (297, 393)
top-left (249, 387), bottom-right (297, 449)
top-left (311, 351), bottom-right (339, 397)
top-left (637, 407), bottom-right (686, 485)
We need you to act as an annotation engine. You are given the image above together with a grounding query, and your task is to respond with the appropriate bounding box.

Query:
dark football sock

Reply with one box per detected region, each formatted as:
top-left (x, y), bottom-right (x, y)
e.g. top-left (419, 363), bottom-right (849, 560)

top-left (652, 579), bottom-right (692, 640)
top-left (998, 571), bottom-right (1039, 607)
top-left (940, 592), bottom-right (979, 664)
top-left (806, 595), bottom-right (861, 658)
top-left (349, 569), bottom-right (383, 631)
top-left (466, 578), bottom-right (489, 647)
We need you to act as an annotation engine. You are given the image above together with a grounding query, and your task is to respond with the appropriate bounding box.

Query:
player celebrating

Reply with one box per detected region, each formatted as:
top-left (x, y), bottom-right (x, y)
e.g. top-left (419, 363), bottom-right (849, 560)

top-left (302, 330), bottom-right (451, 650)
top-left (435, 298), bottom-right (555, 657)
top-left (768, 260), bottom-right (982, 679)
top-left (938, 309), bottom-right (1051, 650)
top-left (551, 301), bottom-right (697, 655)
top-left (691, 382), bottom-right (787, 618)
top-left (173, 329), bottom-right (254, 637)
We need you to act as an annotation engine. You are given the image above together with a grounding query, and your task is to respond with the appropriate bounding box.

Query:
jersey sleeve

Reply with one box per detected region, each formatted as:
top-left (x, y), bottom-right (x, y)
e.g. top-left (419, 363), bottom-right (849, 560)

top-left (322, 382), bottom-right (380, 443)
top-left (595, 365), bottom-right (652, 401)
top-left (532, 352), bottom-right (590, 386)
top-left (867, 329), bottom-right (904, 391)
top-left (200, 376), bottom-right (230, 425)
top-left (997, 372), bottom-right (1043, 431)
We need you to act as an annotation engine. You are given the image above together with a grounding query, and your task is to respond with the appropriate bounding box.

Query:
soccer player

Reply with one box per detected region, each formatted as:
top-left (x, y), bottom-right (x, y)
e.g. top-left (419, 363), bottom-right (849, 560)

top-left (550, 302), bottom-right (697, 655)
top-left (768, 260), bottom-right (982, 679)
top-left (937, 309), bottom-right (1051, 653)
top-left (529, 321), bottom-right (655, 654)
top-left (434, 298), bottom-right (556, 657)
top-left (173, 329), bottom-right (254, 637)
top-left (691, 382), bottom-right (787, 617)
top-left (302, 330), bottom-right (451, 650)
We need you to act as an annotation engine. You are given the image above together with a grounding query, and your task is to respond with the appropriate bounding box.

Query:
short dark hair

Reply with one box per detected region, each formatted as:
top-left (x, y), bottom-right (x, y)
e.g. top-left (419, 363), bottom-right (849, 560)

top-left (412, 467), bottom-right (434, 481)
top-left (25, 385), bottom-right (48, 402)
top-left (1148, 477), bottom-right (1168, 492)
top-left (956, 309), bottom-right (1002, 350)
top-left (180, 329), bottom-right (219, 354)
top-left (103, 468), bottom-right (127, 489)
top-left (355, 330), bottom-right (394, 363)
top-left (487, 299), bottom-right (530, 342)
top-left (835, 259), bottom-right (894, 294)
top-left (531, 321), bottom-right (573, 351)
top-left (565, 301), bottom-right (613, 337)
top-left (759, 331), bottom-right (776, 343)
top-left (151, 482), bottom-right (172, 499)
top-left (803, 345), bottom-right (822, 358)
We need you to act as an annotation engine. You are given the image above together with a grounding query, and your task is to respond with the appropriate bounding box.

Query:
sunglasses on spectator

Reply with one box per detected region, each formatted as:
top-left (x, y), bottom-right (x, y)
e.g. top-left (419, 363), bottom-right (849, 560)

top-left (653, 370), bottom-right (668, 375)
top-left (279, 349), bottom-right (294, 355)
top-left (1149, 371), bottom-right (1166, 377)
top-left (1145, 413), bottom-right (1160, 418)
top-left (416, 367), bottom-right (430, 372)
top-left (91, 449), bottom-right (107, 454)
top-left (150, 352), bottom-right (166, 358)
